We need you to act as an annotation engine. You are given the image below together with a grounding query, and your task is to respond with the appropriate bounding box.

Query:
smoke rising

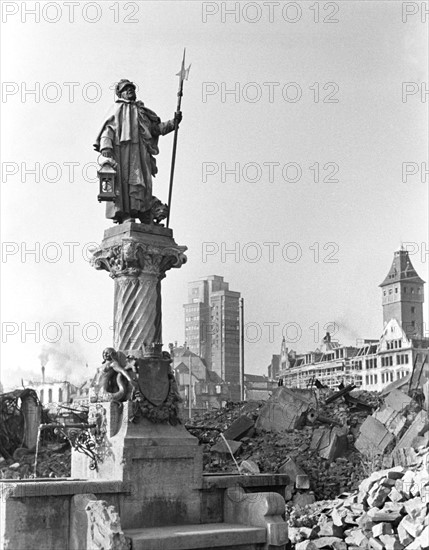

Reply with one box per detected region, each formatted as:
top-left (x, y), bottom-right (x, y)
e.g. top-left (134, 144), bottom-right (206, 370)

top-left (37, 340), bottom-right (88, 383)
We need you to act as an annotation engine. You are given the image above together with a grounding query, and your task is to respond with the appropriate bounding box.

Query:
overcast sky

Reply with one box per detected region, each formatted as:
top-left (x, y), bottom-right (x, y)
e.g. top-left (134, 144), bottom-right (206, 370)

top-left (1, 1), bottom-right (428, 389)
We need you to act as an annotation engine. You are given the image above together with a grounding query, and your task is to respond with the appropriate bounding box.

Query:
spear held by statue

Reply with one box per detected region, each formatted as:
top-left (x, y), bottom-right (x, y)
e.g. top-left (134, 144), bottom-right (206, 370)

top-left (167, 49), bottom-right (191, 228)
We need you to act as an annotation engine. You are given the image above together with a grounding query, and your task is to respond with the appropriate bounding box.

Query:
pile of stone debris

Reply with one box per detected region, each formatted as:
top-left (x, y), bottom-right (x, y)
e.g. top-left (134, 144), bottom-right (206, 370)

top-left (187, 381), bottom-right (429, 502)
top-left (0, 396), bottom-right (86, 480)
top-left (0, 443), bottom-right (71, 479)
top-left (286, 447), bottom-right (428, 550)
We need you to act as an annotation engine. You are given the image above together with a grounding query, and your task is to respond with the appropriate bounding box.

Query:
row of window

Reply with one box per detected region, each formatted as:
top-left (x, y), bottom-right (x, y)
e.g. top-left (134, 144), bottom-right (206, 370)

top-left (365, 368), bottom-right (409, 386)
top-left (383, 371), bottom-right (408, 383)
top-left (380, 354), bottom-right (410, 366)
top-left (383, 286), bottom-right (422, 296)
top-left (185, 324), bottom-right (201, 332)
top-left (39, 388), bottom-right (63, 404)
top-left (185, 315), bottom-right (200, 322)
top-left (386, 339), bottom-right (402, 350)
top-left (365, 373), bottom-right (382, 385)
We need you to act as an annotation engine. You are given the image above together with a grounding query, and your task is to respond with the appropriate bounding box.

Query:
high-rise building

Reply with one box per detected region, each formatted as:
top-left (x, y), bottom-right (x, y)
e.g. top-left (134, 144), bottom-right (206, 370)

top-left (379, 247), bottom-right (425, 338)
top-left (184, 276), bottom-right (241, 399)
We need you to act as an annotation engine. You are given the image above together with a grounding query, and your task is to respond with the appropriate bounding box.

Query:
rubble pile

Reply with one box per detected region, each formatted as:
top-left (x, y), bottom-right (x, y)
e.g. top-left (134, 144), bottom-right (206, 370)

top-left (286, 447), bottom-right (429, 550)
top-left (187, 388), bottom-right (380, 499)
top-left (188, 384), bottom-right (428, 502)
top-left (0, 399), bottom-right (87, 480)
top-left (0, 443), bottom-right (71, 479)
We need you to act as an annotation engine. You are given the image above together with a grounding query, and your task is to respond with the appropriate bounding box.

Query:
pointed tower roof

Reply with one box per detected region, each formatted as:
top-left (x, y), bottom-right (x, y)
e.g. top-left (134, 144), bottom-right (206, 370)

top-left (380, 249), bottom-right (425, 288)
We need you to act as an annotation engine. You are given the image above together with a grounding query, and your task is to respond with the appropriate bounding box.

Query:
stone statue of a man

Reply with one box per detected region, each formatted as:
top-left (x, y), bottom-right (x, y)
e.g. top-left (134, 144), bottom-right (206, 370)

top-left (94, 79), bottom-right (182, 224)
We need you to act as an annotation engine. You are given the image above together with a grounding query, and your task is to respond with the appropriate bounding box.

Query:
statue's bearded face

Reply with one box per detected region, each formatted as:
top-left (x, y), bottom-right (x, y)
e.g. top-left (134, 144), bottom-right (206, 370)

top-left (121, 85), bottom-right (136, 101)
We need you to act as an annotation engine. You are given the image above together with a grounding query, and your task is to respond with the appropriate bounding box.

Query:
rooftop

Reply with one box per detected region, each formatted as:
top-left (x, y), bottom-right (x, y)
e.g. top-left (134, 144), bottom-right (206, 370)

top-left (380, 249), bottom-right (425, 288)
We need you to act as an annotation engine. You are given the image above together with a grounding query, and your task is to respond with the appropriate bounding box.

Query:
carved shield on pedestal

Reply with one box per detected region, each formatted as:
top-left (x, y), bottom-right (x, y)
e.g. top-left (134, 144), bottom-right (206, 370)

top-left (137, 358), bottom-right (170, 406)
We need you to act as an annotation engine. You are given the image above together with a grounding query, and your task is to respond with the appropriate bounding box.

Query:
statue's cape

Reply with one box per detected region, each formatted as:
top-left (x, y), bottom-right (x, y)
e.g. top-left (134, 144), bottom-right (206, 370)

top-left (93, 99), bottom-right (161, 152)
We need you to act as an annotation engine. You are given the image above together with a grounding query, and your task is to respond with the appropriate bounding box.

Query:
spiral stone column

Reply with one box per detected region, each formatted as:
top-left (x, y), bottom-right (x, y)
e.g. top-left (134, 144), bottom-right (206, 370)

top-left (113, 274), bottom-right (161, 352)
top-left (91, 223), bottom-right (187, 356)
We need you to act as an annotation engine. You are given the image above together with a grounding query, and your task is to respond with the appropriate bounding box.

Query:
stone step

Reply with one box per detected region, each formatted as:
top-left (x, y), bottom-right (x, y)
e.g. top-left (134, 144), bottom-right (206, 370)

top-left (125, 522), bottom-right (267, 550)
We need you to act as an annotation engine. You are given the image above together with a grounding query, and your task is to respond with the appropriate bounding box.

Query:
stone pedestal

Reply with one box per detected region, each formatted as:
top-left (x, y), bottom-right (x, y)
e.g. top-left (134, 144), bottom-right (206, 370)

top-left (79, 222), bottom-right (203, 529)
top-left (72, 402), bottom-right (203, 529)
top-left (91, 222), bottom-right (187, 356)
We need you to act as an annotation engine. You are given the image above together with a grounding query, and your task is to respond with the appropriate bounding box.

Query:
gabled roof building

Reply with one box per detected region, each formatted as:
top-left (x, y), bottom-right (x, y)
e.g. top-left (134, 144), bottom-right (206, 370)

top-left (275, 249), bottom-right (428, 391)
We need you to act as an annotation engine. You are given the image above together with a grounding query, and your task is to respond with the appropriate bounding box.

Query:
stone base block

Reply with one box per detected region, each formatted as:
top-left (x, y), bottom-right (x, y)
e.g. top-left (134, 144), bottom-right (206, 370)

top-left (72, 401), bottom-right (203, 529)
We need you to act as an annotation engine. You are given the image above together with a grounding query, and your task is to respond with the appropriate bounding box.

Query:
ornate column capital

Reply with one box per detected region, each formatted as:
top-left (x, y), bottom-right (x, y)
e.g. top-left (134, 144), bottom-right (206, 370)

top-left (91, 238), bottom-right (187, 279)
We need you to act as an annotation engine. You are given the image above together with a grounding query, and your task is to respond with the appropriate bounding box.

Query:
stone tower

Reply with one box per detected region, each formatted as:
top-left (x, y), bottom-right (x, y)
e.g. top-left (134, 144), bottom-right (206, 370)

top-left (379, 247), bottom-right (425, 338)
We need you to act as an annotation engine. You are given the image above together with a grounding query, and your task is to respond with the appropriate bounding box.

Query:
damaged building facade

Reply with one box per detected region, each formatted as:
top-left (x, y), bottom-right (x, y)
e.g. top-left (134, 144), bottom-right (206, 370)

top-left (273, 249), bottom-right (428, 390)
top-left (171, 345), bottom-right (231, 413)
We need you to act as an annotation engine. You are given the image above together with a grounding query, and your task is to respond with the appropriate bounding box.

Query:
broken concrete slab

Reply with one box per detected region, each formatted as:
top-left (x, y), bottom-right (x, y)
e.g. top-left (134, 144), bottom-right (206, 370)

top-left (367, 507), bottom-right (403, 523)
top-left (367, 486), bottom-right (391, 508)
top-left (399, 514), bottom-right (425, 539)
top-left (393, 447), bottom-right (418, 468)
top-left (296, 474), bottom-right (310, 490)
top-left (310, 428), bottom-right (327, 451)
top-left (388, 487), bottom-right (405, 503)
top-left (313, 537), bottom-right (345, 548)
top-left (298, 527), bottom-right (318, 540)
top-left (311, 426), bottom-right (348, 462)
top-left (319, 427), bottom-right (348, 462)
top-left (372, 522), bottom-right (393, 537)
top-left (404, 495), bottom-right (427, 518)
top-left (355, 416), bottom-right (395, 455)
top-left (397, 523), bottom-right (413, 546)
top-left (373, 405), bottom-right (407, 437)
top-left (255, 387), bottom-right (313, 432)
top-left (318, 522), bottom-right (344, 538)
top-left (331, 507), bottom-right (349, 527)
top-left (394, 410), bottom-right (429, 451)
top-left (345, 528), bottom-right (368, 547)
top-left (293, 491), bottom-right (316, 509)
top-left (278, 457), bottom-right (307, 486)
top-left (384, 390), bottom-right (413, 413)
top-left (378, 534), bottom-right (403, 550)
top-left (222, 415), bottom-right (254, 441)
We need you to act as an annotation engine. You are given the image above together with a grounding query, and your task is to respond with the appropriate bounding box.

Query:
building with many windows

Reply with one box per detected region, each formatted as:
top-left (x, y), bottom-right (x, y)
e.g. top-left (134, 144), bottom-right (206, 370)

top-left (184, 276), bottom-right (241, 400)
top-left (274, 248), bottom-right (428, 391)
